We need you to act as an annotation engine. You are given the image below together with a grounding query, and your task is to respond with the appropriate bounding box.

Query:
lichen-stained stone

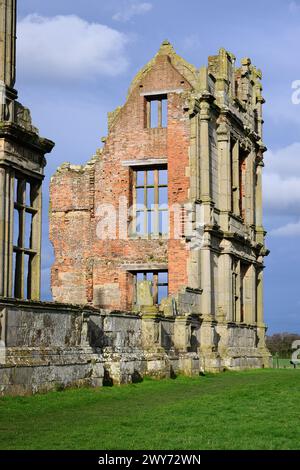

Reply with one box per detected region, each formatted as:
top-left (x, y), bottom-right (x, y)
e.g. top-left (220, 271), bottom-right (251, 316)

top-left (137, 281), bottom-right (154, 307)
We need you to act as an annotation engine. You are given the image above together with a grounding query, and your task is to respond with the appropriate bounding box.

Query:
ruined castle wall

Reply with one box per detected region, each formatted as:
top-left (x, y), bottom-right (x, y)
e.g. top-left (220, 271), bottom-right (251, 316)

top-left (50, 167), bottom-right (92, 304)
top-left (0, 298), bottom-right (271, 395)
top-left (50, 54), bottom-right (192, 310)
top-left (0, 299), bottom-right (199, 395)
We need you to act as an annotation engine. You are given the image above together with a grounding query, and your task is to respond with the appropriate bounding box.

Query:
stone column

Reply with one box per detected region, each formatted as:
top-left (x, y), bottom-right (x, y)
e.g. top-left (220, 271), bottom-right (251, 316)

top-left (7, 167), bottom-right (14, 296)
top-left (256, 267), bottom-right (264, 325)
top-left (0, 0), bottom-right (17, 89)
top-left (199, 100), bottom-right (211, 203)
top-left (218, 253), bottom-right (233, 321)
top-left (244, 153), bottom-right (251, 225)
top-left (189, 112), bottom-right (200, 201)
top-left (200, 233), bottom-right (212, 316)
top-left (0, 166), bottom-right (6, 295)
top-left (232, 140), bottom-right (240, 216)
top-left (244, 264), bottom-right (256, 325)
top-left (235, 260), bottom-right (241, 323)
top-left (249, 149), bottom-right (256, 227)
top-left (255, 160), bottom-right (264, 244)
top-left (187, 108), bottom-right (201, 291)
top-left (0, 0), bottom-right (17, 121)
top-left (217, 123), bottom-right (231, 230)
top-left (217, 123), bottom-right (232, 232)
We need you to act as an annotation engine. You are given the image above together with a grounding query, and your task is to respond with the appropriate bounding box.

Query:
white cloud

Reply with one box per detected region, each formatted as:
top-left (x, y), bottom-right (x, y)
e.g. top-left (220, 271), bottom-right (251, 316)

top-left (17, 14), bottom-right (129, 82)
top-left (264, 142), bottom-right (300, 236)
top-left (265, 143), bottom-right (300, 178)
top-left (113, 1), bottom-right (152, 22)
top-left (264, 173), bottom-right (300, 214)
top-left (270, 220), bottom-right (300, 237)
top-left (264, 143), bottom-right (300, 215)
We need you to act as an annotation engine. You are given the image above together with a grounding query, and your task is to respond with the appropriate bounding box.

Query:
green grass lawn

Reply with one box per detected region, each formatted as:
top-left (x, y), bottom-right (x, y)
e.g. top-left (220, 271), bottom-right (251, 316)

top-left (0, 369), bottom-right (299, 450)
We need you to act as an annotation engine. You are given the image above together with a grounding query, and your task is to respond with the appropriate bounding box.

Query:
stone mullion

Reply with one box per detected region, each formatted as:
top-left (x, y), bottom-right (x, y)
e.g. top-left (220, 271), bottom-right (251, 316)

top-left (15, 178), bottom-right (26, 298)
top-left (144, 170), bottom-right (148, 235)
top-left (154, 169), bottom-right (159, 235)
top-left (157, 99), bottom-right (162, 128)
top-left (146, 100), bottom-right (151, 128)
top-left (30, 181), bottom-right (42, 300)
top-left (2, 168), bottom-right (14, 297)
top-left (133, 171), bottom-right (137, 234)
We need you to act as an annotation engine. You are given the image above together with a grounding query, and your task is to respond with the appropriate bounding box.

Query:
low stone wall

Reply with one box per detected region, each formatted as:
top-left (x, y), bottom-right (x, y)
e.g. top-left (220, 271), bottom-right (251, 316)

top-left (0, 299), bottom-right (271, 395)
top-left (0, 300), bottom-right (199, 395)
top-left (0, 300), bottom-right (103, 395)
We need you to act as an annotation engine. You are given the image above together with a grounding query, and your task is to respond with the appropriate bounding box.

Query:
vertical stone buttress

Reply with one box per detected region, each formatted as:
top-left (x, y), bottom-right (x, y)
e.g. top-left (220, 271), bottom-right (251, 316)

top-left (0, 0), bottom-right (54, 299)
top-left (0, 0), bottom-right (17, 120)
top-left (0, 0), bottom-right (16, 296)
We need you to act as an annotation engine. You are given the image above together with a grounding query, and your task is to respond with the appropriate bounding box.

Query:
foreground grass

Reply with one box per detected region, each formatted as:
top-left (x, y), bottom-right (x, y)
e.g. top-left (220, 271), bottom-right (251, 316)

top-left (0, 369), bottom-right (299, 450)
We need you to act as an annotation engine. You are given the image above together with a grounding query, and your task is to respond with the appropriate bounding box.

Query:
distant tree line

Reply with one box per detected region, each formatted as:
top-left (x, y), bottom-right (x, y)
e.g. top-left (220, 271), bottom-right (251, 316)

top-left (266, 333), bottom-right (300, 358)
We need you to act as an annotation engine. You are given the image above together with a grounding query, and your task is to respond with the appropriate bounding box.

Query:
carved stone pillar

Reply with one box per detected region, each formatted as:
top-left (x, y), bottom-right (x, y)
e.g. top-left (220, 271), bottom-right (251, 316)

top-left (199, 99), bottom-right (211, 202)
top-left (255, 159), bottom-right (264, 244)
top-left (0, 0), bottom-right (17, 122)
top-left (0, 0), bottom-right (16, 88)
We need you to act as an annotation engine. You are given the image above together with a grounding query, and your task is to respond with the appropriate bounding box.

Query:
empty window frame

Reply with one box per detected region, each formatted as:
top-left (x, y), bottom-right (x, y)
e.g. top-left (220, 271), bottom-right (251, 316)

top-left (133, 167), bottom-right (168, 236)
top-left (13, 176), bottom-right (40, 299)
top-left (134, 271), bottom-right (168, 305)
top-left (145, 94), bottom-right (168, 128)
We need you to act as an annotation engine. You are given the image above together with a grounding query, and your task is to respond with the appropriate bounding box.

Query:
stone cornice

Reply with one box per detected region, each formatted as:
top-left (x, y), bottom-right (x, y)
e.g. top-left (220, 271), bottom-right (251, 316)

top-left (0, 121), bottom-right (54, 156)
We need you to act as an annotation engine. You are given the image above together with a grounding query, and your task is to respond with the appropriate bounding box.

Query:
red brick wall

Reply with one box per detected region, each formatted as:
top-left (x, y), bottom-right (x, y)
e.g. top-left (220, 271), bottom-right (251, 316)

top-left (50, 53), bottom-right (191, 309)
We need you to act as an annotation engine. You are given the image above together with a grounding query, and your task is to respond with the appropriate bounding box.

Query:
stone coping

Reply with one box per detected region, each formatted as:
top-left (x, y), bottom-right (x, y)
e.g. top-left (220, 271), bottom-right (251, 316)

top-left (0, 297), bottom-right (136, 318)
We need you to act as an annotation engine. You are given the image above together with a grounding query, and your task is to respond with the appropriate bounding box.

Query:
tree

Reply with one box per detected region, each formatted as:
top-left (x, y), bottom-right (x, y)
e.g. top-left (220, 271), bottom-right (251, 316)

top-left (266, 333), bottom-right (300, 358)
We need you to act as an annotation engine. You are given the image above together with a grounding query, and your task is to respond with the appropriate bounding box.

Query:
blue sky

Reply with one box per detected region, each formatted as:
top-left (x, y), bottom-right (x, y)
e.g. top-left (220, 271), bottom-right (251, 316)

top-left (16, 0), bottom-right (300, 333)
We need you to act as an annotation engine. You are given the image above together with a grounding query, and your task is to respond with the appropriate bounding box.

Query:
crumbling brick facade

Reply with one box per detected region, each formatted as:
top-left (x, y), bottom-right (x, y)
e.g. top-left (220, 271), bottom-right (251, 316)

top-left (50, 43), bottom-right (193, 309)
top-left (50, 41), bottom-right (271, 370)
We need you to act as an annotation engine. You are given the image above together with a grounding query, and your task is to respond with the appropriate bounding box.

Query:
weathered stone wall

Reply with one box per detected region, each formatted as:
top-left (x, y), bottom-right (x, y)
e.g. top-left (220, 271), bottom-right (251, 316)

top-left (0, 299), bottom-right (271, 395)
top-left (0, 300), bottom-right (104, 394)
